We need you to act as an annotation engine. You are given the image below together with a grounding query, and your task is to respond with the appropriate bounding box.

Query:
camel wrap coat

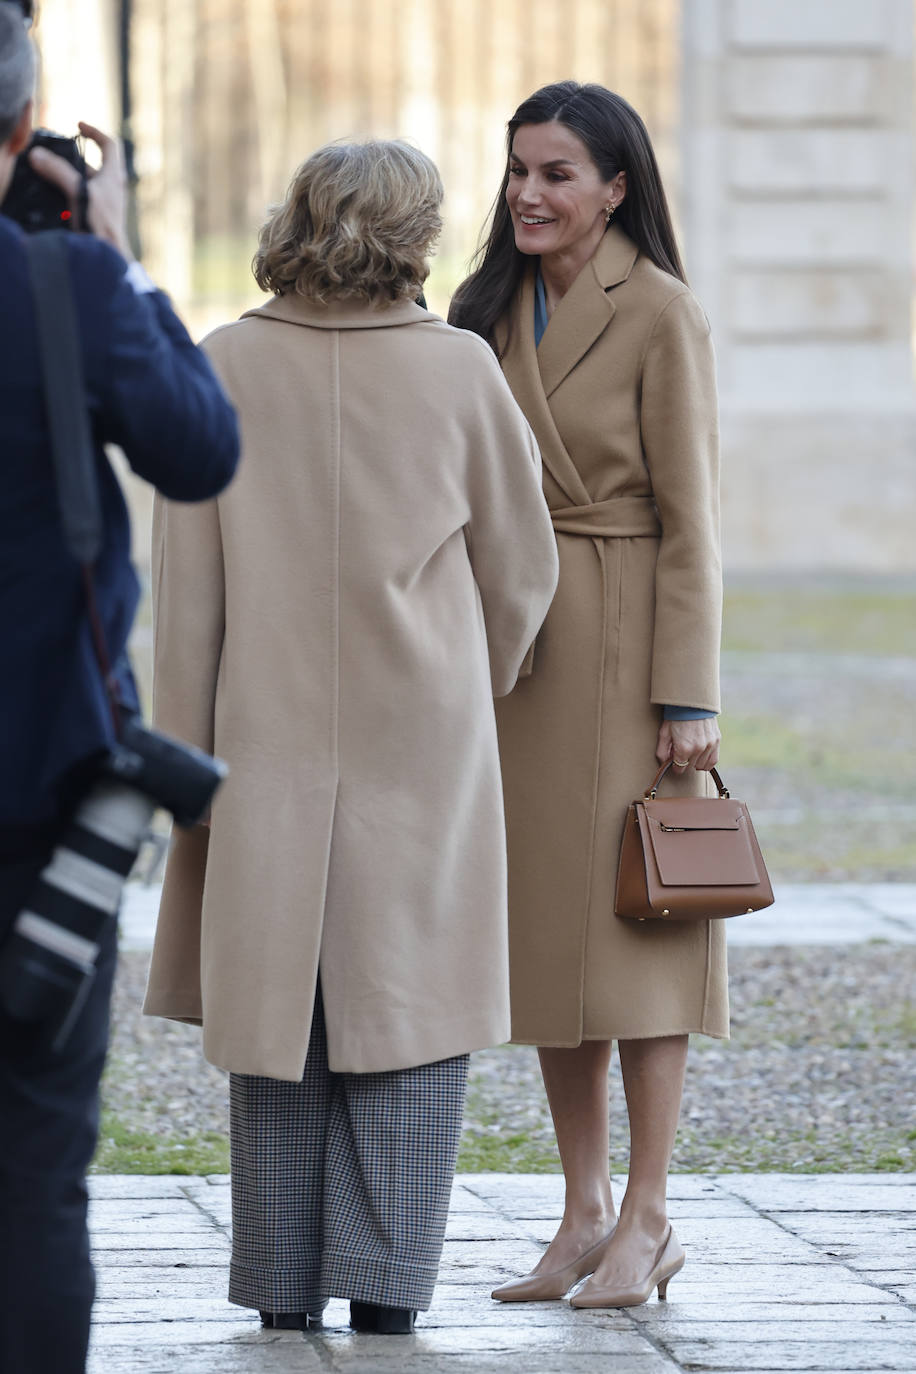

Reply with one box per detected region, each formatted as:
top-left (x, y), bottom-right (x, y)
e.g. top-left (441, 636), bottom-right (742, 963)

top-left (492, 225), bottom-right (729, 1045)
top-left (142, 295), bottom-right (559, 1080)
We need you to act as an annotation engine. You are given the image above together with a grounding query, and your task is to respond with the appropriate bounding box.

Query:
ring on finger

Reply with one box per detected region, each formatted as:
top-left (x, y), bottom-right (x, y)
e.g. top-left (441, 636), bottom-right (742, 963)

top-left (673, 757), bottom-right (690, 768)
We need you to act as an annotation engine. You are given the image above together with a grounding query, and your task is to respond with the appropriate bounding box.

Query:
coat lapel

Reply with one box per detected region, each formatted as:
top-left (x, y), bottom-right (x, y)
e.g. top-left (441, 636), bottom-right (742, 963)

top-left (536, 224), bottom-right (639, 400)
top-left (536, 269), bottom-right (613, 402)
top-left (499, 228), bottom-right (640, 505)
top-left (499, 266), bottom-right (590, 506)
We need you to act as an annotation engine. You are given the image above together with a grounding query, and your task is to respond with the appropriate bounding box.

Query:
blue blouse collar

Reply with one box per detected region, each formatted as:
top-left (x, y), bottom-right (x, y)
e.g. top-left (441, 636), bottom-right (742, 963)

top-left (533, 267), bottom-right (548, 348)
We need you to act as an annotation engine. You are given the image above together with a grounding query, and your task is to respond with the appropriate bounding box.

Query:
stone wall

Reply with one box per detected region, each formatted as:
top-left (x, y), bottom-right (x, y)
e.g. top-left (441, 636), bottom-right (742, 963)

top-left (682, 0), bottom-right (916, 571)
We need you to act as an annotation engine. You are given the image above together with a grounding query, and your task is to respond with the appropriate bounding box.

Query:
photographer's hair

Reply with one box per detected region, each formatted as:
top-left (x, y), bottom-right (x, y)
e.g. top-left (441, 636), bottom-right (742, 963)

top-left (0, 1), bottom-right (35, 145)
top-left (254, 139), bottom-right (443, 305)
top-left (449, 81), bottom-right (686, 349)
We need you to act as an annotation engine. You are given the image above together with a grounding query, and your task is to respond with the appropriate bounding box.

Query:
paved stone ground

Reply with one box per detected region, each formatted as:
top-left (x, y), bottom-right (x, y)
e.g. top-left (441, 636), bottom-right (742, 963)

top-left (88, 1172), bottom-right (916, 1373)
top-left (100, 886), bottom-right (914, 1365)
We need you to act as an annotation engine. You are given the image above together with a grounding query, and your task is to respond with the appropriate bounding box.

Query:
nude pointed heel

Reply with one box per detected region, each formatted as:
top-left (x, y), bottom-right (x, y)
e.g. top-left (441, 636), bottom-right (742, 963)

top-left (491, 1225), bottom-right (617, 1303)
top-left (569, 1224), bottom-right (685, 1309)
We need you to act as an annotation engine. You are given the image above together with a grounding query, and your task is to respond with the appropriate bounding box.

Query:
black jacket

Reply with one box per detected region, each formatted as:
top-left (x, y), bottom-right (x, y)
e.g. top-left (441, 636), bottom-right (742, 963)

top-left (0, 214), bottom-right (239, 839)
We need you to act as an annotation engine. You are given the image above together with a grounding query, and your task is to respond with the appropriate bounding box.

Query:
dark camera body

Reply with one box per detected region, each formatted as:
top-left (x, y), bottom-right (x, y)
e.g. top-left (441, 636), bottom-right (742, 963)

top-left (0, 716), bottom-right (227, 1045)
top-left (1, 129), bottom-right (87, 233)
top-left (112, 713), bottom-right (228, 829)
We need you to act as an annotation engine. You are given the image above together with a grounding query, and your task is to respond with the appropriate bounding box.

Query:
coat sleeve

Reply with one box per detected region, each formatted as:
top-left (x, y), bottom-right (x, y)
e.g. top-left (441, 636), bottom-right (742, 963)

top-left (463, 344), bottom-right (559, 697)
top-left (75, 237), bottom-right (240, 503)
top-left (151, 490), bottom-right (224, 753)
top-left (640, 289), bottom-right (722, 713)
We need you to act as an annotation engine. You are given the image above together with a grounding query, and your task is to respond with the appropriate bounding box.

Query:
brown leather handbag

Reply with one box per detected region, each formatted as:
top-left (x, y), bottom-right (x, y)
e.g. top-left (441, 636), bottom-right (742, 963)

top-left (614, 761), bottom-right (774, 921)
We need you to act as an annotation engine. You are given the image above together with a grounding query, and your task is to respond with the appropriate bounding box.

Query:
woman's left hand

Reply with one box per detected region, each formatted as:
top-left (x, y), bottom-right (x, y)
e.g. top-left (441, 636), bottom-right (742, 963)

top-left (656, 717), bottom-right (721, 774)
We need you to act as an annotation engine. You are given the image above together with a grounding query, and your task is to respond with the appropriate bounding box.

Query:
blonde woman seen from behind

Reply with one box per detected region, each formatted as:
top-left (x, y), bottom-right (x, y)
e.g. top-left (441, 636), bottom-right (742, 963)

top-left (144, 140), bottom-right (559, 1335)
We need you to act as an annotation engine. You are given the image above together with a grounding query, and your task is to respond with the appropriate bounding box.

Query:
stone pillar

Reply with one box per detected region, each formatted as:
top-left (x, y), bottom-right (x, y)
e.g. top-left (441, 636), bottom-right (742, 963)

top-left (682, 0), bottom-right (916, 571)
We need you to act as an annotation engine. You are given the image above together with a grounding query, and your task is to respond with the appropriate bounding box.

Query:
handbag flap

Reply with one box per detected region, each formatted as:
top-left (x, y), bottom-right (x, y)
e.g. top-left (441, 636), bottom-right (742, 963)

top-left (642, 798), bottom-right (741, 832)
top-left (640, 799), bottom-right (760, 886)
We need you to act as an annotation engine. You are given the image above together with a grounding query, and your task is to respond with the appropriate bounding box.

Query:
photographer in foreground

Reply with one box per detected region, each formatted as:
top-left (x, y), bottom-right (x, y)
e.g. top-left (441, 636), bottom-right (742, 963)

top-left (0, 6), bottom-right (239, 1371)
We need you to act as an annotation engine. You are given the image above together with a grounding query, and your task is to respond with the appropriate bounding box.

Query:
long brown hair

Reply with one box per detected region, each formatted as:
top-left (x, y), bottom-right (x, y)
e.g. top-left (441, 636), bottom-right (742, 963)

top-left (448, 82), bottom-right (685, 349)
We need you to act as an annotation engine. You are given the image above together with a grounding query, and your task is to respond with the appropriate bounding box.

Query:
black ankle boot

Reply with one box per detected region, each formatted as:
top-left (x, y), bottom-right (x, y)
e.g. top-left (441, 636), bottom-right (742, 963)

top-left (260, 1309), bottom-right (324, 1330)
top-left (349, 1300), bottom-right (416, 1334)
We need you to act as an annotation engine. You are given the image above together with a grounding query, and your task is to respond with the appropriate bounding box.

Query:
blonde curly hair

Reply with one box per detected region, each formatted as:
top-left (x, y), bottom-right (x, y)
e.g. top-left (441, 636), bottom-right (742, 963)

top-left (253, 140), bottom-right (443, 304)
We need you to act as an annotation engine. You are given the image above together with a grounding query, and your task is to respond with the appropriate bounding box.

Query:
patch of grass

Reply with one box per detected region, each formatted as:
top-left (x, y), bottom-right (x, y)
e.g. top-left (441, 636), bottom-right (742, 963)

top-left (458, 1070), bottom-right (561, 1173)
top-left (91, 1113), bottom-right (229, 1175)
top-left (457, 1132), bottom-right (560, 1174)
top-left (723, 584), bottom-right (916, 657)
top-left (874, 1154), bottom-right (906, 1171)
top-left (722, 714), bottom-right (914, 799)
top-left (718, 685), bottom-right (916, 877)
top-left (718, 582), bottom-right (915, 870)
top-left (670, 1129), bottom-right (915, 1174)
top-left (749, 823), bottom-right (916, 883)
top-left (456, 1126), bottom-right (916, 1175)
top-left (892, 1004), bottom-right (916, 1045)
top-left (722, 714), bottom-right (811, 773)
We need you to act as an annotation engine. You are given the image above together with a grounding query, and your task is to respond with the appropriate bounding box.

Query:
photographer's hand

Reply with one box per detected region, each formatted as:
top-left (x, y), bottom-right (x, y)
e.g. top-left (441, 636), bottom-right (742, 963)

top-left (28, 121), bottom-right (134, 261)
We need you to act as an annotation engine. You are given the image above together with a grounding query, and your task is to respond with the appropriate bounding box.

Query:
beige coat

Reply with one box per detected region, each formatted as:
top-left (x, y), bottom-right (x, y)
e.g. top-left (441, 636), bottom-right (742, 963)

top-left (493, 225), bottom-right (729, 1045)
top-left (143, 295), bottom-right (559, 1079)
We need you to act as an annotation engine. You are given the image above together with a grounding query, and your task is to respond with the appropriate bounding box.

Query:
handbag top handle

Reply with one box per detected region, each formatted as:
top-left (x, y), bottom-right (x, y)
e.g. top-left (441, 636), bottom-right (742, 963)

top-left (647, 761), bottom-right (729, 799)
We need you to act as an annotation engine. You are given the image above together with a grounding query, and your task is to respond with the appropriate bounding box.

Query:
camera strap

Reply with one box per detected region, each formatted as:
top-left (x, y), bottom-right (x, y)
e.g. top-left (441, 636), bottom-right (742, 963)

top-left (25, 230), bottom-right (123, 733)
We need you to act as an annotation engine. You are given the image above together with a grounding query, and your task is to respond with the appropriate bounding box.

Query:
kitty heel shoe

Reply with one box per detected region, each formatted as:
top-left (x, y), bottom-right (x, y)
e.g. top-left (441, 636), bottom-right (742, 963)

top-left (491, 1225), bottom-right (617, 1302)
top-left (569, 1223), bottom-right (685, 1308)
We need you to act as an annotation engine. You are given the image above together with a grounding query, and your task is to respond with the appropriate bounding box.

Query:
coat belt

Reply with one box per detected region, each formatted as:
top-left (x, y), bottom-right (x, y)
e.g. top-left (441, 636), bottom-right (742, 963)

top-left (550, 495), bottom-right (661, 539)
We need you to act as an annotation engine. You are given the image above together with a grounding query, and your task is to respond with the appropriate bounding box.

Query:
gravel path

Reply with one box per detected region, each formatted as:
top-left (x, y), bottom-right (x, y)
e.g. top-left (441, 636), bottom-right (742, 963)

top-left (104, 943), bottom-right (915, 1174)
top-left (105, 587), bottom-right (915, 1167)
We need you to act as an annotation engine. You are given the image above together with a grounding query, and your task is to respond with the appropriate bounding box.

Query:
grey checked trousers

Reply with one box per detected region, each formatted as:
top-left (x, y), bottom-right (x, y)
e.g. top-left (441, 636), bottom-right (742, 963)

top-left (228, 983), bottom-right (469, 1314)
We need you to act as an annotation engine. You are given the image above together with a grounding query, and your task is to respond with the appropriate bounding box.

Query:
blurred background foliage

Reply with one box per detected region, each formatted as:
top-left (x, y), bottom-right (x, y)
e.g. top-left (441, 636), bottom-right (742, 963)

top-left (34, 0), bottom-right (679, 325)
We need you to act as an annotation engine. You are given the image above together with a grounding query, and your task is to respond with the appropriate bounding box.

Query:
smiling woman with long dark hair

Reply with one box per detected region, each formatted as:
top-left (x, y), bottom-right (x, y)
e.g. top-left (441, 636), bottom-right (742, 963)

top-left (450, 82), bottom-right (685, 348)
top-left (451, 81), bottom-right (726, 1310)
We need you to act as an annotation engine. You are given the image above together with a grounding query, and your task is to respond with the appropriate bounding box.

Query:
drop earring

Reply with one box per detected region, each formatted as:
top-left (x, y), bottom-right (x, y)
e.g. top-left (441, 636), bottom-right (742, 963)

top-left (604, 203), bottom-right (615, 223)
